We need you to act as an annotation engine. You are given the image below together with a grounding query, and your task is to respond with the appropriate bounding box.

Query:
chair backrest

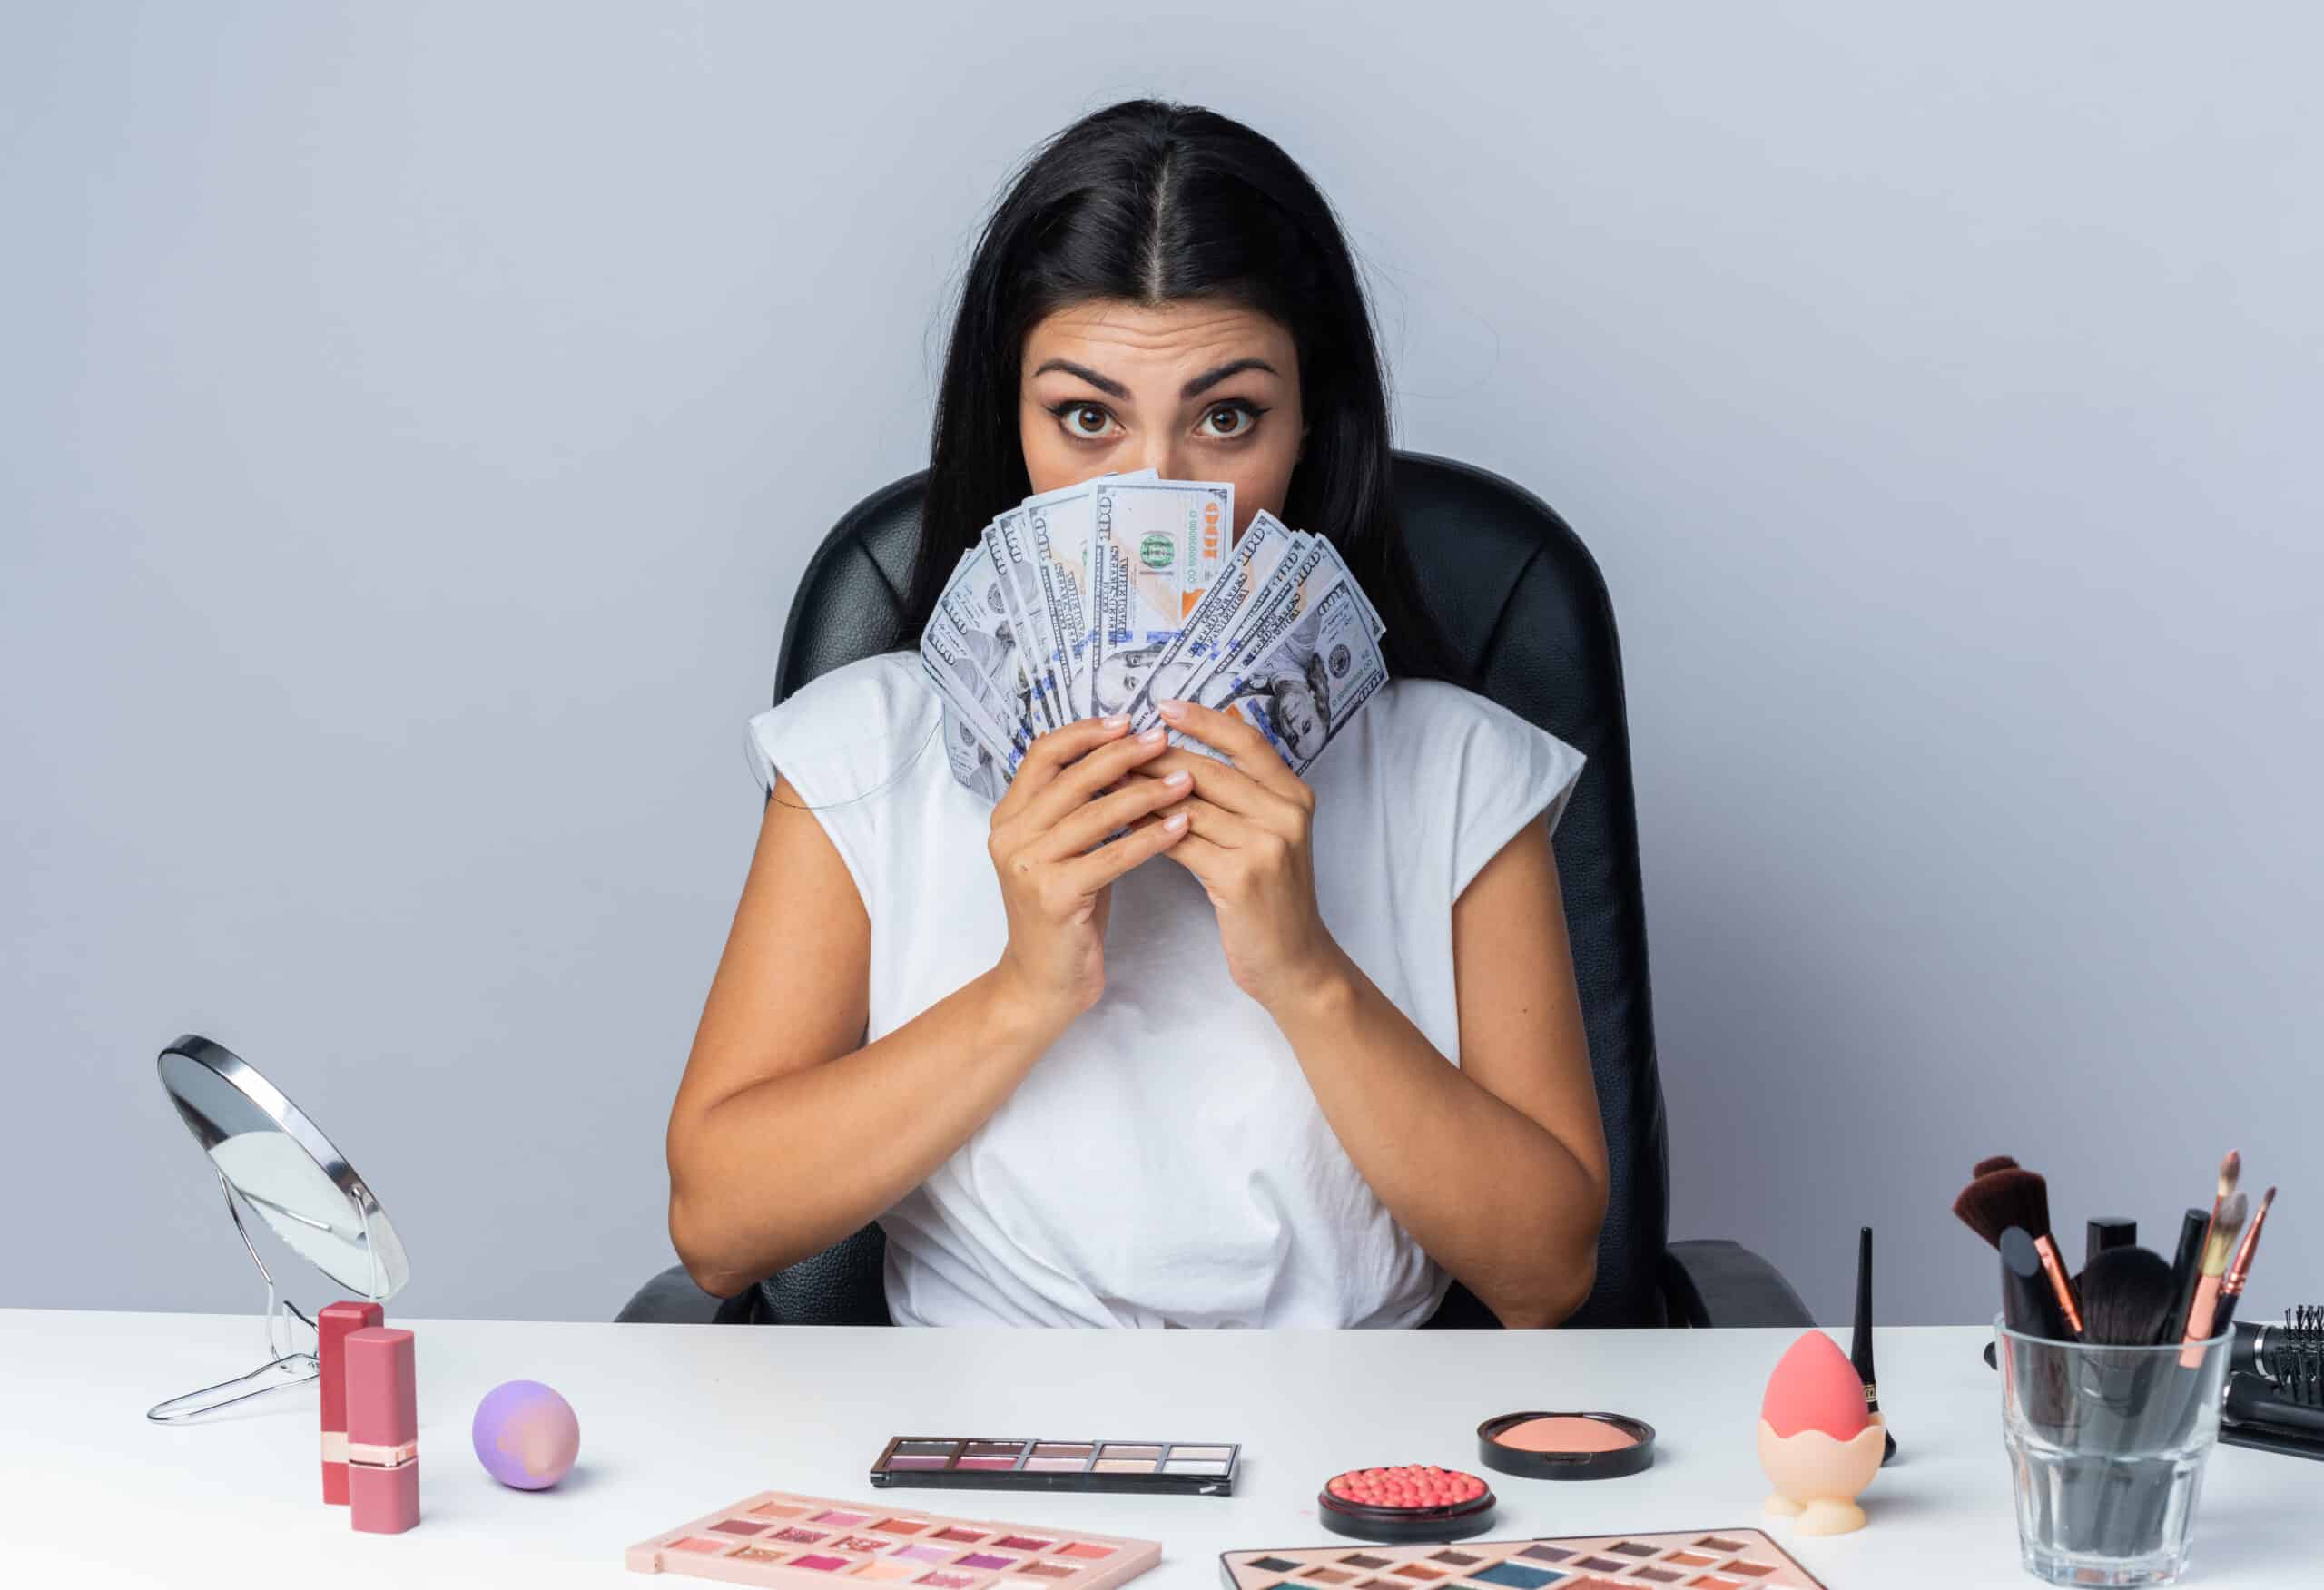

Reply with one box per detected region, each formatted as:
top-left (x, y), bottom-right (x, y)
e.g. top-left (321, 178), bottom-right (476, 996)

top-left (771, 452), bottom-right (1670, 1326)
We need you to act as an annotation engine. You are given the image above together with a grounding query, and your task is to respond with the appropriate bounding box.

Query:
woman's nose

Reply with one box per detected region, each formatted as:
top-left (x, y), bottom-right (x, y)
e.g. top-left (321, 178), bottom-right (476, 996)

top-left (1134, 439), bottom-right (1181, 479)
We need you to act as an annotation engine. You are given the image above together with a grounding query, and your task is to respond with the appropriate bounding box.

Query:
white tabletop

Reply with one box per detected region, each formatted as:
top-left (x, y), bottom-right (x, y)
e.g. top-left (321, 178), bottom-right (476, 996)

top-left (2, 1310), bottom-right (2309, 1586)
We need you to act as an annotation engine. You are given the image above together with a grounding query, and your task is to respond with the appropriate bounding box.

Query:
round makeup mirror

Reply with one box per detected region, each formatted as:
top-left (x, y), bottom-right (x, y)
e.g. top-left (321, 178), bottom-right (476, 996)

top-left (147, 1034), bottom-right (409, 1422)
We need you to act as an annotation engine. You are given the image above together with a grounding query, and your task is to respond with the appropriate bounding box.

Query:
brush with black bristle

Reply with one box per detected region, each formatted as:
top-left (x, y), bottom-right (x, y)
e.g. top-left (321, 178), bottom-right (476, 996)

top-left (2078, 1245), bottom-right (2181, 1348)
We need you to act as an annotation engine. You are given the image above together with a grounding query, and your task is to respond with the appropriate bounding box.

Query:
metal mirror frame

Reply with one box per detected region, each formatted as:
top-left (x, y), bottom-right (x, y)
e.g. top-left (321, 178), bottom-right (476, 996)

top-left (146, 1034), bottom-right (409, 1422)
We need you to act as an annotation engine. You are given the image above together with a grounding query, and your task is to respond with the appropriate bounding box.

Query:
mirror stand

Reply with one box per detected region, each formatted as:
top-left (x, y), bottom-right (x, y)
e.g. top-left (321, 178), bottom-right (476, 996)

top-left (144, 1168), bottom-right (376, 1422)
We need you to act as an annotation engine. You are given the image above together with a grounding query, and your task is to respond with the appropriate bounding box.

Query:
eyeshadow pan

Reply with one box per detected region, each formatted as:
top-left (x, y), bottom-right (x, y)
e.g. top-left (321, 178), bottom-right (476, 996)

top-left (671, 1537), bottom-right (731, 1554)
top-left (1432, 1551), bottom-right (1482, 1566)
top-left (1393, 1567), bottom-right (1443, 1582)
top-left (1718, 1567), bottom-right (1772, 1580)
top-left (885, 1457), bottom-right (950, 1469)
top-left (1058, 1544), bottom-right (1113, 1560)
top-left (1468, 1565), bottom-right (1559, 1590)
top-left (1250, 1559), bottom-right (1305, 1574)
top-left (957, 1458), bottom-right (1021, 1470)
top-left (1014, 1566), bottom-right (1074, 1581)
top-left (712, 1519), bottom-right (770, 1535)
top-left (1340, 1556), bottom-right (1392, 1570)
top-left (1519, 1547), bottom-right (1573, 1564)
top-left (1355, 1581), bottom-right (1406, 1590)
top-left (1098, 1444), bottom-right (1163, 1460)
top-left (1165, 1459), bottom-right (1228, 1474)
top-left (1025, 1458), bottom-right (1085, 1472)
top-left (1575, 1561), bottom-right (1628, 1574)
top-left (1305, 1573), bottom-right (1355, 1585)
top-left (965, 1442), bottom-right (1026, 1457)
top-left (1096, 1459), bottom-right (1155, 1473)
top-left (815, 1511), bottom-right (873, 1526)
top-left (894, 1545), bottom-right (954, 1563)
top-left (1033, 1443), bottom-right (1093, 1458)
top-left (1692, 1541), bottom-right (1748, 1556)
top-left (1688, 1579), bottom-right (1742, 1590)
top-left (958, 1553), bottom-right (1017, 1570)
top-left (1610, 1544), bottom-right (1658, 1559)
top-left (895, 1442), bottom-right (959, 1456)
top-left (874, 1520), bottom-right (930, 1536)
top-left (919, 1575), bottom-right (980, 1589)
top-left (793, 1554), bottom-right (852, 1572)
top-left (851, 1565), bottom-right (914, 1582)
top-left (992, 1536), bottom-right (1052, 1551)
top-left (1171, 1445), bottom-right (1234, 1460)
top-left (1630, 1571), bottom-right (1683, 1584)
top-left (1661, 1556), bottom-right (1711, 1569)
top-left (775, 1528), bottom-right (832, 1544)
top-left (834, 1536), bottom-right (892, 1552)
top-left (733, 1546), bottom-right (789, 1562)
top-left (934, 1528), bottom-right (988, 1543)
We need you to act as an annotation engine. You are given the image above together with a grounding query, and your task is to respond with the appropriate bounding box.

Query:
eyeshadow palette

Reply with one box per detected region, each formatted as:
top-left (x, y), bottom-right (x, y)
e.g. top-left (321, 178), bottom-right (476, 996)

top-left (872, 1438), bottom-right (1240, 1497)
top-left (1219, 1528), bottom-right (1825, 1590)
top-left (628, 1491), bottom-right (1162, 1589)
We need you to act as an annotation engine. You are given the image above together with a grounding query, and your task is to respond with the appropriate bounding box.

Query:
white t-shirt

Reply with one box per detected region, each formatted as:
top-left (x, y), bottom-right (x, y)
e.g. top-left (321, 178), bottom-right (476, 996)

top-left (743, 652), bottom-right (1585, 1328)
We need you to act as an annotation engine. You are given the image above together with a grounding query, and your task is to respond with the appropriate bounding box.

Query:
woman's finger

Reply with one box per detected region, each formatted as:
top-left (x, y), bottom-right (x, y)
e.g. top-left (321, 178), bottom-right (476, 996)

top-left (994, 714), bottom-right (1131, 820)
top-left (1127, 750), bottom-right (1289, 829)
top-left (1057, 809), bottom-right (1189, 894)
top-left (1034, 768), bottom-right (1192, 859)
top-left (1153, 697), bottom-right (1308, 801)
top-left (1019, 725), bottom-right (1173, 832)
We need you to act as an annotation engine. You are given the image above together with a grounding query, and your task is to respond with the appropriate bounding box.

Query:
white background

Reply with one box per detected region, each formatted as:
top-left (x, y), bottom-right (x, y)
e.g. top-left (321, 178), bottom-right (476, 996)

top-left (5, 2), bottom-right (2317, 1324)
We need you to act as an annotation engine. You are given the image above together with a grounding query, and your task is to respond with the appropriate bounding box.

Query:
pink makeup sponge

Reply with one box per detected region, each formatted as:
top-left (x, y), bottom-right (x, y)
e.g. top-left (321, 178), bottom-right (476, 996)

top-left (1761, 1330), bottom-right (1871, 1440)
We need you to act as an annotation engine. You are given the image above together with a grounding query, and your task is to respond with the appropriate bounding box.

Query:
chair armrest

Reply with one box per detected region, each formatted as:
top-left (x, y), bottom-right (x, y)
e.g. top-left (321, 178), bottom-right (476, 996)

top-left (1659, 1239), bottom-right (1815, 1328)
top-left (615, 1264), bottom-right (725, 1325)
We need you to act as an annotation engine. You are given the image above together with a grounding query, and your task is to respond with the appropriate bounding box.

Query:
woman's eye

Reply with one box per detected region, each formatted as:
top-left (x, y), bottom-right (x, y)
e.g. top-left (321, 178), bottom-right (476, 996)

top-left (1058, 403), bottom-right (1115, 438)
top-left (1201, 403), bottom-right (1262, 438)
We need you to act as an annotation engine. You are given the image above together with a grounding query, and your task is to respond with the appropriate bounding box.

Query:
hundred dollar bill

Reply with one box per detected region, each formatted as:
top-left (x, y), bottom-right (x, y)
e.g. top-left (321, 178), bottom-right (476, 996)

top-left (980, 509), bottom-right (1065, 734)
top-left (936, 699), bottom-right (1010, 801)
top-left (1023, 480), bottom-right (1100, 723)
top-left (1305, 534), bottom-right (1388, 642)
top-left (1088, 478), bottom-right (1231, 718)
top-left (1173, 533), bottom-right (1331, 721)
top-left (933, 542), bottom-right (1039, 752)
top-left (920, 607), bottom-right (1026, 775)
top-left (1121, 510), bottom-right (1299, 727)
top-left (1200, 576), bottom-right (1388, 775)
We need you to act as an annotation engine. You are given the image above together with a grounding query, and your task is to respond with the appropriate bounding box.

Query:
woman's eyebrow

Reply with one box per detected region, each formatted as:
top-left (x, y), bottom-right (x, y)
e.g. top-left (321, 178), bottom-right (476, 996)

top-left (1030, 357), bottom-right (1280, 401)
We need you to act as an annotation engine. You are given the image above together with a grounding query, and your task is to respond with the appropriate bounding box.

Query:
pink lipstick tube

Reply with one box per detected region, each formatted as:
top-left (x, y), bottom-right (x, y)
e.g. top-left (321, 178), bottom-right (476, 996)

top-left (344, 1326), bottom-right (419, 1533)
top-left (317, 1300), bottom-right (384, 1504)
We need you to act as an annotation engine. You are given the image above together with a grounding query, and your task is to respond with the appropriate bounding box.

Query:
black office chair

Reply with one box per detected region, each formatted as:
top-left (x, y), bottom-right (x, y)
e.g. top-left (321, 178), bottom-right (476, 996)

top-left (620, 453), bottom-right (1811, 1330)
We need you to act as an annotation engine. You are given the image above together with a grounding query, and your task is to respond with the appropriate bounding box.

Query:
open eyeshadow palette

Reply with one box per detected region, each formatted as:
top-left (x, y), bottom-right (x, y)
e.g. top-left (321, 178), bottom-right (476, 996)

top-left (1219, 1529), bottom-right (1825, 1590)
top-left (628, 1490), bottom-right (1163, 1589)
top-left (872, 1437), bottom-right (1240, 1497)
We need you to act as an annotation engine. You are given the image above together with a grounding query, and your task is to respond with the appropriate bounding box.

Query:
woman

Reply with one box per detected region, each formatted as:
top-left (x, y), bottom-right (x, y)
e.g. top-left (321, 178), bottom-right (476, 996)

top-left (666, 100), bottom-right (1609, 1329)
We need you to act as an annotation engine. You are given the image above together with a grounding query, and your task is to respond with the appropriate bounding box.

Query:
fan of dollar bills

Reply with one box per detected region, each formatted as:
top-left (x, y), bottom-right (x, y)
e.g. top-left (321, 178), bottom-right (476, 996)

top-left (919, 472), bottom-right (1391, 800)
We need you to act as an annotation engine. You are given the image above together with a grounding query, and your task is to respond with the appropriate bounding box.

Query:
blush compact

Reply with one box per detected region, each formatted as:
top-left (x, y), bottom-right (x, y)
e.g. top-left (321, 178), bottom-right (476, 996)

top-left (1316, 1466), bottom-right (1497, 1541)
top-left (1476, 1410), bottom-right (1657, 1481)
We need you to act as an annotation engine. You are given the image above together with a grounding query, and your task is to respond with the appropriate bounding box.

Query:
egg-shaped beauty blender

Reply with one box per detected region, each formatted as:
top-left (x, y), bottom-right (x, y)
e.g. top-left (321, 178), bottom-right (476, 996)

top-left (1760, 1330), bottom-right (1871, 1440)
top-left (472, 1380), bottom-right (580, 1490)
top-left (1758, 1330), bottom-right (1883, 1535)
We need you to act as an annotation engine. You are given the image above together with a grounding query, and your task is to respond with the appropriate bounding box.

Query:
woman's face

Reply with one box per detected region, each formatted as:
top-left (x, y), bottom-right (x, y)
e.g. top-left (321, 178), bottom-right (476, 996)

top-left (1020, 298), bottom-right (1306, 541)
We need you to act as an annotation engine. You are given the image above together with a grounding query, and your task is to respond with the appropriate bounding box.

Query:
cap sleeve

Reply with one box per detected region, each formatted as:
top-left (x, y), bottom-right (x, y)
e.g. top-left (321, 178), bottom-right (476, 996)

top-left (1441, 690), bottom-right (1588, 903)
top-left (741, 653), bottom-right (936, 897)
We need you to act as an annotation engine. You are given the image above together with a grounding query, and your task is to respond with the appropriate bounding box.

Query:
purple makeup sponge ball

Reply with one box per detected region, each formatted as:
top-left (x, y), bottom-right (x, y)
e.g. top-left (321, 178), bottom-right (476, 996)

top-left (471, 1379), bottom-right (579, 1490)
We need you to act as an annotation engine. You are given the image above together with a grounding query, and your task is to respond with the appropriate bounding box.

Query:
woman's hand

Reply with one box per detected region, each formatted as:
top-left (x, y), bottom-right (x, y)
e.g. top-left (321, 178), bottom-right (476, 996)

top-left (987, 715), bottom-right (1191, 1024)
top-left (1137, 697), bottom-right (1344, 1010)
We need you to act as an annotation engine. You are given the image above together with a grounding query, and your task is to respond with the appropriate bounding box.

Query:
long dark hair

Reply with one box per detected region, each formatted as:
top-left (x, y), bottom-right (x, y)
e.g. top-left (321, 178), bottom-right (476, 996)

top-left (910, 98), bottom-right (1466, 687)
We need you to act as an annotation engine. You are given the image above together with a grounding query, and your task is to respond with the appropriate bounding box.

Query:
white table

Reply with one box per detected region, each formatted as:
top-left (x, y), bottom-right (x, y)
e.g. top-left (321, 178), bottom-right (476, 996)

top-left (2, 1311), bottom-right (2309, 1586)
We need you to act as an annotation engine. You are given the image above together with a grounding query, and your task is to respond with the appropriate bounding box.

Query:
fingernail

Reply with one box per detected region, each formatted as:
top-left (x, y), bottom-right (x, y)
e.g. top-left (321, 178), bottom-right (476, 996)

top-left (1164, 811), bottom-right (1188, 832)
top-left (1101, 714), bottom-right (1129, 730)
top-left (1138, 726), bottom-right (1166, 744)
top-left (1164, 769), bottom-right (1191, 787)
top-left (1156, 698), bottom-right (1187, 720)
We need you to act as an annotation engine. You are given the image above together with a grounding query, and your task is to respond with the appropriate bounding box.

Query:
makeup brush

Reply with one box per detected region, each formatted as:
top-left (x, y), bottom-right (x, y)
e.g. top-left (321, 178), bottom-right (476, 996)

top-left (2163, 1206), bottom-right (2211, 1350)
top-left (1974, 1154), bottom-right (2020, 1178)
top-left (1851, 1225), bottom-right (1897, 1465)
top-left (1955, 1167), bottom-right (2083, 1338)
top-left (2180, 1191), bottom-right (2250, 1365)
top-left (2001, 1226), bottom-right (2073, 1340)
top-left (2084, 1218), bottom-right (2137, 1271)
top-left (2213, 1186), bottom-right (2276, 1337)
top-left (2076, 1245), bottom-right (2181, 1348)
top-left (2218, 1148), bottom-right (2242, 1205)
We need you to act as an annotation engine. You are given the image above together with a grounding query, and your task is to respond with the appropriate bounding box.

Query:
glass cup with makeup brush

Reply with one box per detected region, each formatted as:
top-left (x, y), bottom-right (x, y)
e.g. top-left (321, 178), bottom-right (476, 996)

top-left (1996, 1320), bottom-right (2234, 1587)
